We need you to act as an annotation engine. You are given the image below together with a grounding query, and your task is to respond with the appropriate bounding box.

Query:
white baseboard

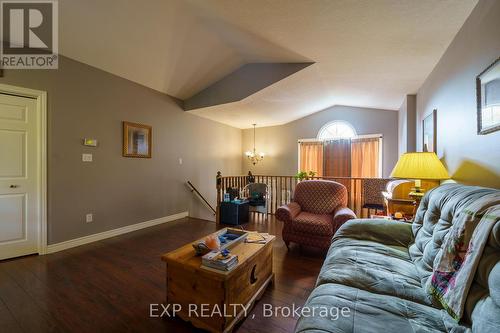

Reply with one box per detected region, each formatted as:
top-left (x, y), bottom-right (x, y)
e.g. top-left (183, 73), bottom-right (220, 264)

top-left (46, 211), bottom-right (188, 254)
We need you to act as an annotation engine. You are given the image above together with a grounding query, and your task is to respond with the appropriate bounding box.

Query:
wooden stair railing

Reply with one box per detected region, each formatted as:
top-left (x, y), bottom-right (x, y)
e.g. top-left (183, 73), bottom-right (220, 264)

top-left (216, 171), bottom-right (393, 224)
top-left (187, 181), bottom-right (216, 216)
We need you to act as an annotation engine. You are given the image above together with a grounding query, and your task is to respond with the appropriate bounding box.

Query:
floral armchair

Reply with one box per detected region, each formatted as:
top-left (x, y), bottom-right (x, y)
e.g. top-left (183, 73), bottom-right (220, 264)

top-left (276, 180), bottom-right (356, 250)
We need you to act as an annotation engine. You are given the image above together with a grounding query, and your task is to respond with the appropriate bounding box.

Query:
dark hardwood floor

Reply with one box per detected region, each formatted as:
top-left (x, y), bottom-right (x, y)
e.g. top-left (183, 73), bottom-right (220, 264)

top-left (0, 215), bottom-right (325, 333)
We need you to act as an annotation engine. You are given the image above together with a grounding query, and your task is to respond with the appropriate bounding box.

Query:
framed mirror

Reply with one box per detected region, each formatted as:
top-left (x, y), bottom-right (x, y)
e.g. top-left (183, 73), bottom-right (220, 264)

top-left (123, 121), bottom-right (152, 158)
top-left (476, 57), bottom-right (500, 135)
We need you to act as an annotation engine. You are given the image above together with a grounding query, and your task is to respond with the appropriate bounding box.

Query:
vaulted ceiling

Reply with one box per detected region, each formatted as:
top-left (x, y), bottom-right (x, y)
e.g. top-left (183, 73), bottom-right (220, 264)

top-left (59, 0), bottom-right (478, 128)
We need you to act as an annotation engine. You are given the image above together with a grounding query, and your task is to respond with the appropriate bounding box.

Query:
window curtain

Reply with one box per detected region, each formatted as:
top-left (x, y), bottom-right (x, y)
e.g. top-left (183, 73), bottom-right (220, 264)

top-left (299, 141), bottom-right (324, 176)
top-left (323, 139), bottom-right (351, 177)
top-left (351, 137), bottom-right (380, 178)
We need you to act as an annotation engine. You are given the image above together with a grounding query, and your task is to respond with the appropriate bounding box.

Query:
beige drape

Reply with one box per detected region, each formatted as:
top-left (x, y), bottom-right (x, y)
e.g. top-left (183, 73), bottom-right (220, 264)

top-left (299, 142), bottom-right (324, 176)
top-left (351, 138), bottom-right (380, 178)
top-left (324, 139), bottom-right (351, 177)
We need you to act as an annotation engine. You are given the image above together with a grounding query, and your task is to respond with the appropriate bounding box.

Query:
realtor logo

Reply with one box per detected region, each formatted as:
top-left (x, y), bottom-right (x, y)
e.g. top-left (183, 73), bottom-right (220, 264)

top-left (1, 0), bottom-right (58, 68)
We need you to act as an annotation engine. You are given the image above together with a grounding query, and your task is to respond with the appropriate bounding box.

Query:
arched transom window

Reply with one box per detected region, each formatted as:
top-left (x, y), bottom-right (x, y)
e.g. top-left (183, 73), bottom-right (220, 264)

top-left (317, 121), bottom-right (357, 140)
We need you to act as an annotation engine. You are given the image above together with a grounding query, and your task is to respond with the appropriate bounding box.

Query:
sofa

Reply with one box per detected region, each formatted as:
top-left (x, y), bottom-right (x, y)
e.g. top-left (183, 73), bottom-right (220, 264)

top-left (276, 180), bottom-right (356, 250)
top-left (295, 183), bottom-right (500, 332)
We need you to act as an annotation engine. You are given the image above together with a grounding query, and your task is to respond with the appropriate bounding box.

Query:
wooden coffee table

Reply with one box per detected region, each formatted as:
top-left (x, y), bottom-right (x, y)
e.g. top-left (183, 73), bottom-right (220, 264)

top-left (161, 230), bottom-right (275, 333)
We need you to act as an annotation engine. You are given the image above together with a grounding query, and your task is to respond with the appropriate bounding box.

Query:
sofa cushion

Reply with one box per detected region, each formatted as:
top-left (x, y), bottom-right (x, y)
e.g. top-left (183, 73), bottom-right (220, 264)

top-left (335, 218), bottom-right (415, 247)
top-left (409, 183), bottom-right (500, 329)
top-left (317, 219), bottom-right (434, 306)
top-left (317, 236), bottom-right (436, 306)
top-left (293, 212), bottom-right (333, 236)
top-left (466, 228), bottom-right (500, 332)
top-left (410, 184), bottom-right (498, 291)
top-left (294, 283), bottom-right (469, 333)
top-left (469, 281), bottom-right (500, 332)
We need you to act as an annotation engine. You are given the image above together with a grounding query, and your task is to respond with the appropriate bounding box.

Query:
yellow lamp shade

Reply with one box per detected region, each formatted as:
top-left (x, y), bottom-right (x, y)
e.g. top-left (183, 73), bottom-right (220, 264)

top-left (390, 152), bottom-right (450, 180)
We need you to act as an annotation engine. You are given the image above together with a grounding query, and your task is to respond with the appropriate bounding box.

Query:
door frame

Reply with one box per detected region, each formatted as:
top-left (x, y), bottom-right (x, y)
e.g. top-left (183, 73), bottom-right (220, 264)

top-left (0, 83), bottom-right (47, 255)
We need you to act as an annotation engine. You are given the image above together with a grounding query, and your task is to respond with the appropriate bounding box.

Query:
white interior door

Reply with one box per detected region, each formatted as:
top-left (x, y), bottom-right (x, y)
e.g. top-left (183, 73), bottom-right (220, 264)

top-left (0, 93), bottom-right (40, 260)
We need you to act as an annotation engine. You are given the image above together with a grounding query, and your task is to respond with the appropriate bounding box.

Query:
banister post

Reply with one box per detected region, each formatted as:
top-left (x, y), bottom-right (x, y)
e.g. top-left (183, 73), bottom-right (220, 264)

top-left (247, 171), bottom-right (255, 184)
top-left (216, 171), bottom-right (222, 225)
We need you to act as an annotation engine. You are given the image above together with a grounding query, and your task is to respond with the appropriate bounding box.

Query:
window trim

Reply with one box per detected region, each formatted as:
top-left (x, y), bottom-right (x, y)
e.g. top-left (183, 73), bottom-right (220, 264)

top-left (317, 120), bottom-right (357, 140)
top-left (297, 134), bottom-right (383, 177)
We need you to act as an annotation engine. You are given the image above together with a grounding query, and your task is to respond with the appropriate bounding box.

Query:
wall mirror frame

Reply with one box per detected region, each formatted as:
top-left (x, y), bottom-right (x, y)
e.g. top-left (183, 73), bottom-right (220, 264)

top-left (122, 121), bottom-right (152, 158)
top-left (476, 57), bottom-right (500, 135)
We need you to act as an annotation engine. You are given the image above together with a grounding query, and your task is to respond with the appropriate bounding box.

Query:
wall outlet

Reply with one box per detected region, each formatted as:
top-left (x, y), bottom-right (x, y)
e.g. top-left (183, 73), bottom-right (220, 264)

top-left (85, 213), bottom-right (93, 223)
top-left (178, 158), bottom-right (183, 165)
top-left (82, 153), bottom-right (93, 162)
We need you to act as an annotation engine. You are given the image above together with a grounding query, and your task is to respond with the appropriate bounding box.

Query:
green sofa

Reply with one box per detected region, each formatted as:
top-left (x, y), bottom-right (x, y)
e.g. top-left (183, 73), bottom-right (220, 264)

top-left (295, 184), bottom-right (500, 333)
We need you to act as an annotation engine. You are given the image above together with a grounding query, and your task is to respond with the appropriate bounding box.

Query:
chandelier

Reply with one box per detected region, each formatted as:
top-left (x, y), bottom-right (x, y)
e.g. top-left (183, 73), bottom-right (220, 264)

top-left (245, 124), bottom-right (265, 165)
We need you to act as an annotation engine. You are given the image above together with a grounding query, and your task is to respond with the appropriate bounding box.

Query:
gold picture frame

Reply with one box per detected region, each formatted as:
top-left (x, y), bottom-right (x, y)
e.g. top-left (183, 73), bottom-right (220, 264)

top-left (123, 121), bottom-right (152, 158)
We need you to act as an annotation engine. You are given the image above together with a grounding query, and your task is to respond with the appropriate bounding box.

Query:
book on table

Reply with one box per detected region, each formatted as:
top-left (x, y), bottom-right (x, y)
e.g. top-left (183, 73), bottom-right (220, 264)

top-left (201, 251), bottom-right (239, 271)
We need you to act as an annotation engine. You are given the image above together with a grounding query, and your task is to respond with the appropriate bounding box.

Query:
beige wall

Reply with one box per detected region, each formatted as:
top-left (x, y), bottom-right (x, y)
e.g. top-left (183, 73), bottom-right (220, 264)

top-left (416, 0), bottom-right (500, 188)
top-left (0, 56), bottom-right (242, 244)
top-left (241, 105), bottom-right (398, 177)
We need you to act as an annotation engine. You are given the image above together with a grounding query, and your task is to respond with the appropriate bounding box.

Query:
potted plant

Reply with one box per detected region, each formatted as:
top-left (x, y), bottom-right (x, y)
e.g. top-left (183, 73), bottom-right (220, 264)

top-left (294, 171), bottom-right (317, 181)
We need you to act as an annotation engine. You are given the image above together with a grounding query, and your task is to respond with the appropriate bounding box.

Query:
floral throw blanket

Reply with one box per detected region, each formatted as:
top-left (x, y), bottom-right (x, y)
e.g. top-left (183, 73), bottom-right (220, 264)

top-left (429, 194), bottom-right (500, 321)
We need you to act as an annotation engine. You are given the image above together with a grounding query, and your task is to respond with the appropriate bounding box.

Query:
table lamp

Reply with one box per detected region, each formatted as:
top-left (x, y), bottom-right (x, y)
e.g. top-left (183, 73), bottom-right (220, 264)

top-left (390, 152), bottom-right (450, 213)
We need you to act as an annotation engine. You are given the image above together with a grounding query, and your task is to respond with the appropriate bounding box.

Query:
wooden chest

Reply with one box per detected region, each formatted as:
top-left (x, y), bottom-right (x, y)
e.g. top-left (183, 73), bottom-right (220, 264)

top-left (161, 233), bottom-right (275, 333)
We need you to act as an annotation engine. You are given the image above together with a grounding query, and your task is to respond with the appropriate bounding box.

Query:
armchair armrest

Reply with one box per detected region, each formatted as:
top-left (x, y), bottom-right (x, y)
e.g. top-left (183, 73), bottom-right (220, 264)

top-left (332, 207), bottom-right (356, 231)
top-left (276, 202), bottom-right (301, 223)
top-left (334, 218), bottom-right (414, 247)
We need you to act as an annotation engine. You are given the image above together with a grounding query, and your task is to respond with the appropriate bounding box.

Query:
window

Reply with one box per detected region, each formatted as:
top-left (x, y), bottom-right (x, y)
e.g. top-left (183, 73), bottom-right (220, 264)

top-left (299, 141), bottom-right (324, 176)
top-left (298, 121), bottom-right (382, 178)
top-left (317, 121), bottom-right (357, 140)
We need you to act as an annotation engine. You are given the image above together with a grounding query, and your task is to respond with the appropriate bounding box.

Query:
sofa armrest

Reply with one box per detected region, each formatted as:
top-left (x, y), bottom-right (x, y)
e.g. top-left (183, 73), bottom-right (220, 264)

top-left (332, 207), bottom-right (356, 230)
top-left (276, 202), bottom-right (301, 222)
top-left (334, 218), bottom-right (414, 247)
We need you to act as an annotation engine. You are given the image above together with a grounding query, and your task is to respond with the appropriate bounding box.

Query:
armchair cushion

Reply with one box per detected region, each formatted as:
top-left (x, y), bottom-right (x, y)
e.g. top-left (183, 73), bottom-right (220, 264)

top-left (275, 202), bottom-right (301, 222)
top-left (332, 207), bottom-right (356, 231)
top-left (293, 212), bottom-right (333, 236)
top-left (293, 180), bottom-right (347, 214)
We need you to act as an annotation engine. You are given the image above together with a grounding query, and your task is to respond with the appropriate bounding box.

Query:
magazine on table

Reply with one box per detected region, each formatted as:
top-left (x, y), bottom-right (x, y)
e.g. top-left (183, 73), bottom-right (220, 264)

top-left (201, 250), bottom-right (238, 271)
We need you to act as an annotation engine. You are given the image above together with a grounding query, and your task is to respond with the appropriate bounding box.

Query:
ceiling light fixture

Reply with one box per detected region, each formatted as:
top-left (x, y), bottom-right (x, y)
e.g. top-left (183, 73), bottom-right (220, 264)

top-left (245, 124), bottom-right (265, 165)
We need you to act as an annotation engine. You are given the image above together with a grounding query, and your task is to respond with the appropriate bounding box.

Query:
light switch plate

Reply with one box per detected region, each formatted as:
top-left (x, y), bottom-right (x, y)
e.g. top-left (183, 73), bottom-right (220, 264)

top-left (82, 153), bottom-right (93, 162)
top-left (86, 213), bottom-right (93, 223)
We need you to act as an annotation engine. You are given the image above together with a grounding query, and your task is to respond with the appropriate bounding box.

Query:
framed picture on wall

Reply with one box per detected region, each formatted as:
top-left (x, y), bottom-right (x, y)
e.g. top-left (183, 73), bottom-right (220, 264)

top-left (422, 109), bottom-right (437, 153)
top-left (123, 121), bottom-right (152, 158)
top-left (476, 57), bottom-right (500, 135)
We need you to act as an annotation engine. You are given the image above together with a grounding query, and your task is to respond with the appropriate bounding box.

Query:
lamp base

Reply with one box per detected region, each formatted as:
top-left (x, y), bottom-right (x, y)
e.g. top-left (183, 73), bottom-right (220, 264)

top-left (409, 190), bottom-right (425, 218)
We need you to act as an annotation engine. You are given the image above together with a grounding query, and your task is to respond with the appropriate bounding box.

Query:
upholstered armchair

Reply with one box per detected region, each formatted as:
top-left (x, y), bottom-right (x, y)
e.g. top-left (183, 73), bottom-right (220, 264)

top-left (276, 180), bottom-right (356, 250)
